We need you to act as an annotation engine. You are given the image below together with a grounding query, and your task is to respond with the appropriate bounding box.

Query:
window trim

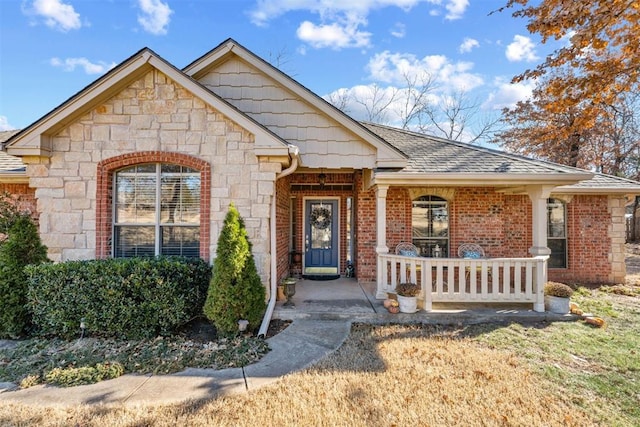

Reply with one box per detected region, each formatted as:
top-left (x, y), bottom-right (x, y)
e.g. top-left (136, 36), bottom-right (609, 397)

top-left (96, 152), bottom-right (210, 261)
top-left (547, 198), bottom-right (568, 269)
top-left (112, 163), bottom-right (201, 258)
top-left (411, 195), bottom-right (449, 257)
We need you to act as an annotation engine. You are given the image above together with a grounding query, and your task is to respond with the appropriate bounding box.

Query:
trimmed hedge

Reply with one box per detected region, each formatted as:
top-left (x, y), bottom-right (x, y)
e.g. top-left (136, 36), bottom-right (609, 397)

top-left (27, 257), bottom-right (211, 339)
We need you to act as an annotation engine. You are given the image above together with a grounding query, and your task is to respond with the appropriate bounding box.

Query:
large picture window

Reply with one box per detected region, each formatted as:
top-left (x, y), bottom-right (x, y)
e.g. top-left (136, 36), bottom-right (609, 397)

top-left (412, 195), bottom-right (449, 257)
top-left (113, 163), bottom-right (201, 258)
top-left (547, 198), bottom-right (567, 268)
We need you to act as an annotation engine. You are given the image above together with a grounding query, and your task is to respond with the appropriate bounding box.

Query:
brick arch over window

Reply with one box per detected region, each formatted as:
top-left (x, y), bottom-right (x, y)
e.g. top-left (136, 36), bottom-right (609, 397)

top-left (96, 151), bottom-right (211, 261)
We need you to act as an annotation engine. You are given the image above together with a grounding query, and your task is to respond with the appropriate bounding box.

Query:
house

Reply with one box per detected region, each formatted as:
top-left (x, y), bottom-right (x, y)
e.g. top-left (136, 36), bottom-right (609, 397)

top-left (3, 39), bottom-right (640, 323)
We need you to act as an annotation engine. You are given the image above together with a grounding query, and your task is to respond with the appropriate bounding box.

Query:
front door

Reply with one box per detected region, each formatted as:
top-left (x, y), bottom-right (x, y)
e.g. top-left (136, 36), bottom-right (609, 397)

top-left (304, 199), bottom-right (339, 276)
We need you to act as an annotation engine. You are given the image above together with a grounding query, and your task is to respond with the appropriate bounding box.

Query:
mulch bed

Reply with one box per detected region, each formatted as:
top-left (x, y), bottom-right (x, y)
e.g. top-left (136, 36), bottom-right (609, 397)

top-left (180, 317), bottom-right (291, 342)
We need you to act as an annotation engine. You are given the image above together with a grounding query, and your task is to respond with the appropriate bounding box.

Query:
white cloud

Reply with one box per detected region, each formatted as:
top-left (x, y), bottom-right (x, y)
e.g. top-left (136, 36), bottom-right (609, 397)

top-left (26, 0), bottom-right (82, 32)
top-left (505, 35), bottom-right (539, 62)
top-left (137, 0), bottom-right (173, 35)
top-left (483, 78), bottom-right (536, 110)
top-left (249, 1), bottom-right (424, 26)
top-left (367, 50), bottom-right (483, 92)
top-left (0, 116), bottom-right (15, 131)
top-left (297, 16), bottom-right (371, 49)
top-left (390, 22), bottom-right (406, 38)
top-left (459, 37), bottom-right (479, 53)
top-left (249, 1), bottom-right (469, 48)
top-left (50, 57), bottom-right (117, 75)
top-left (445, 0), bottom-right (469, 20)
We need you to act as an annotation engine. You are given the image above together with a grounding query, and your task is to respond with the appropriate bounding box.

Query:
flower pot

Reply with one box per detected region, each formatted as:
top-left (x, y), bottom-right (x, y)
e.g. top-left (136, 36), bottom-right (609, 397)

top-left (545, 295), bottom-right (570, 314)
top-left (397, 295), bottom-right (418, 313)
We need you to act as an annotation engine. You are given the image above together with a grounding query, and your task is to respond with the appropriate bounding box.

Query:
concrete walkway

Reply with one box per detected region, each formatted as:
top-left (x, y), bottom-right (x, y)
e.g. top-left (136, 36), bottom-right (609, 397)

top-left (0, 319), bottom-right (352, 406)
top-left (0, 277), bottom-right (574, 407)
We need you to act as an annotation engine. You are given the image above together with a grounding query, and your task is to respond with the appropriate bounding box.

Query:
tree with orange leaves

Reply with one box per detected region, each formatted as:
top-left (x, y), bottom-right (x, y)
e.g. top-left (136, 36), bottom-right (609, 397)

top-left (497, 1), bottom-right (640, 178)
top-left (501, 0), bottom-right (640, 109)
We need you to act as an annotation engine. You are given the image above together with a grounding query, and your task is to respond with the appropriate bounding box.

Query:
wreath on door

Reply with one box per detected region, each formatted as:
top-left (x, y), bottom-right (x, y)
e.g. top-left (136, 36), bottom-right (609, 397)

top-left (310, 206), bottom-right (332, 230)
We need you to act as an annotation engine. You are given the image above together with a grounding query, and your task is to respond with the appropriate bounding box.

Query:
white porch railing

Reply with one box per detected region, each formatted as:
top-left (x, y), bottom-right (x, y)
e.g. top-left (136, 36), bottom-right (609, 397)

top-left (377, 254), bottom-right (547, 312)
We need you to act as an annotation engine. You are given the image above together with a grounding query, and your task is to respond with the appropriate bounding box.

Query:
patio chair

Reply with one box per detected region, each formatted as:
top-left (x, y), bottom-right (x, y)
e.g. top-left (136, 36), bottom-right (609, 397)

top-left (458, 243), bottom-right (490, 286)
top-left (457, 243), bottom-right (485, 259)
top-left (395, 242), bottom-right (420, 257)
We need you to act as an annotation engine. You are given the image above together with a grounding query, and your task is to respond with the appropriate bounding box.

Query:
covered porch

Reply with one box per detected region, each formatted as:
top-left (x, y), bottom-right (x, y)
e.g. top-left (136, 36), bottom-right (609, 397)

top-left (373, 184), bottom-right (554, 312)
top-left (272, 277), bottom-right (566, 322)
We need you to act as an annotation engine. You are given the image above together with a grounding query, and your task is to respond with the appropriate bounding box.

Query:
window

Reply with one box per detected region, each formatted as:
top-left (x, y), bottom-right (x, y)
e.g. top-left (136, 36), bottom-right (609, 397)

top-left (412, 195), bottom-right (449, 257)
top-left (113, 163), bottom-right (200, 258)
top-left (547, 198), bottom-right (567, 268)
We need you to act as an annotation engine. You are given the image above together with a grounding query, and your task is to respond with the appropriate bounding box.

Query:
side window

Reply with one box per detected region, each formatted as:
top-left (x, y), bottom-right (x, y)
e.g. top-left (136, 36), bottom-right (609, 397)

top-left (113, 163), bottom-right (201, 258)
top-left (547, 198), bottom-right (567, 268)
top-left (412, 195), bottom-right (449, 257)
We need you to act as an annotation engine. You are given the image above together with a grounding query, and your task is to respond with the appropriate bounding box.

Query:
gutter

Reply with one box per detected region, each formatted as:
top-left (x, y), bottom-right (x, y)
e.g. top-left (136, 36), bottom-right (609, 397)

top-left (258, 144), bottom-right (300, 338)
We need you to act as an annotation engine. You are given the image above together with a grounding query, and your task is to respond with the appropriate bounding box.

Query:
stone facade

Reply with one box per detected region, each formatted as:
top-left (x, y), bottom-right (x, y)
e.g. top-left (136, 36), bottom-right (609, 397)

top-left (23, 69), bottom-right (282, 284)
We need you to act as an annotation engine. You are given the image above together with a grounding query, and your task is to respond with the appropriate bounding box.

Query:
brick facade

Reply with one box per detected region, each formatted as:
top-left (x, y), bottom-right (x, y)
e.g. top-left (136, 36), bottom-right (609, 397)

top-left (348, 186), bottom-right (623, 285)
top-left (0, 184), bottom-right (37, 217)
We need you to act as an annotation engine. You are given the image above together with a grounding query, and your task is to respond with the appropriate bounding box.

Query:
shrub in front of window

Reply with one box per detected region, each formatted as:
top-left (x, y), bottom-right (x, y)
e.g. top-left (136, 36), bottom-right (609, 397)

top-left (0, 215), bottom-right (49, 338)
top-left (204, 204), bottom-right (266, 335)
top-left (26, 256), bottom-right (211, 339)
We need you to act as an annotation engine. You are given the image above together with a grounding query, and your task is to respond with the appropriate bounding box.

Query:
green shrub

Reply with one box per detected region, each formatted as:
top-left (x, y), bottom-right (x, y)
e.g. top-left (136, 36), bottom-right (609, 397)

top-left (27, 256), bottom-right (211, 339)
top-left (204, 204), bottom-right (266, 335)
top-left (44, 362), bottom-right (124, 387)
top-left (0, 215), bottom-right (49, 338)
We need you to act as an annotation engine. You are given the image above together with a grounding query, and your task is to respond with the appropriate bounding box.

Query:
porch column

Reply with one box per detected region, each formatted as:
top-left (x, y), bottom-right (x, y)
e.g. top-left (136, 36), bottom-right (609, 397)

top-left (376, 185), bottom-right (389, 299)
top-left (527, 185), bottom-right (553, 312)
top-left (526, 185), bottom-right (554, 256)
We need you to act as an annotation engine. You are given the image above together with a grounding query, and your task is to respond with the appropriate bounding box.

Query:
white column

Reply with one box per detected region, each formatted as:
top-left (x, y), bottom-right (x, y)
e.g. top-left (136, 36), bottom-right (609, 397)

top-left (376, 185), bottom-right (389, 255)
top-left (526, 185), bottom-right (554, 257)
top-left (527, 185), bottom-right (553, 312)
top-left (376, 185), bottom-right (389, 299)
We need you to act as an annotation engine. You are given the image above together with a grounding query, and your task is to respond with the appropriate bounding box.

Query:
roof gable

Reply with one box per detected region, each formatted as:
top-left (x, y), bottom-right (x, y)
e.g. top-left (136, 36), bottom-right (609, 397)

top-left (6, 48), bottom-right (288, 157)
top-left (183, 38), bottom-right (407, 169)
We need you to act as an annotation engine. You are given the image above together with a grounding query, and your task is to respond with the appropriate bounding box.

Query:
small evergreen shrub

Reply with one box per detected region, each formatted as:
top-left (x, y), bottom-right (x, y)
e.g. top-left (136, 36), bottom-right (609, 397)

top-left (27, 256), bottom-right (211, 339)
top-left (0, 215), bottom-right (49, 338)
top-left (204, 204), bottom-right (266, 335)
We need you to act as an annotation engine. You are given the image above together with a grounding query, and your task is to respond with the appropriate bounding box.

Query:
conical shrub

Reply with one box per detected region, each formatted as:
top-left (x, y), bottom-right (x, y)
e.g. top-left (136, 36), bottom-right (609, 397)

top-left (0, 215), bottom-right (49, 338)
top-left (204, 204), bottom-right (266, 335)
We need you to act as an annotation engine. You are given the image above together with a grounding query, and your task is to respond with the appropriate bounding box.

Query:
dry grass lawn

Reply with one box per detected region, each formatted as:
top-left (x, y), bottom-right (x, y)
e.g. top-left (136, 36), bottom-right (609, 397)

top-left (0, 323), bottom-right (599, 427)
top-left (4, 252), bottom-right (640, 426)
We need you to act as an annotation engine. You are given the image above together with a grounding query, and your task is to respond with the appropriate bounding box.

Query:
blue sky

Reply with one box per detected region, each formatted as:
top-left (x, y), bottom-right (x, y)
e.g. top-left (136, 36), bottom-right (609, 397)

top-left (0, 0), bottom-right (562, 135)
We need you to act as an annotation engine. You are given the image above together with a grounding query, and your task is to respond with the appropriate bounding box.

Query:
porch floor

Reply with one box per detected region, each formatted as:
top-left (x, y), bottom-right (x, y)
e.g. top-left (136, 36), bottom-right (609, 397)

top-left (272, 277), bottom-right (574, 323)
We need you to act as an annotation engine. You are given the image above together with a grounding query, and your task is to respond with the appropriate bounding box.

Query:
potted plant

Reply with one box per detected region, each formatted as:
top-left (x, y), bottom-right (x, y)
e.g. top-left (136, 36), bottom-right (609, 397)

top-left (544, 281), bottom-right (574, 314)
top-left (395, 282), bottom-right (421, 313)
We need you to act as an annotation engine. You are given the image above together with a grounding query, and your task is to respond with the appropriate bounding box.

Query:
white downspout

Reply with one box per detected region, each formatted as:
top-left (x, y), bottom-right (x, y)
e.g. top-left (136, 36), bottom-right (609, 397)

top-left (258, 145), bottom-right (300, 338)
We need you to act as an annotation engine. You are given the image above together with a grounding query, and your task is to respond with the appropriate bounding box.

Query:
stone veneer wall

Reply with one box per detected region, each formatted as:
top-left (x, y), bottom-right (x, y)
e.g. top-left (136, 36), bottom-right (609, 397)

top-left (24, 69), bottom-right (281, 284)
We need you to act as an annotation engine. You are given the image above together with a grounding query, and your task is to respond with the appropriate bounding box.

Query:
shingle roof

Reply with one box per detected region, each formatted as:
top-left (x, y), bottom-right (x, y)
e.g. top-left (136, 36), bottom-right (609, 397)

top-left (362, 122), bottom-right (640, 192)
top-left (0, 130), bottom-right (25, 173)
top-left (362, 122), bottom-right (584, 175)
top-left (557, 172), bottom-right (640, 192)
